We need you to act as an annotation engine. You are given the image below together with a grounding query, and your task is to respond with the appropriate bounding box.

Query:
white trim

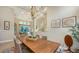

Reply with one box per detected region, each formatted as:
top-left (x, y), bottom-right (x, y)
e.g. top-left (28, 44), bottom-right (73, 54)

top-left (0, 40), bottom-right (13, 44)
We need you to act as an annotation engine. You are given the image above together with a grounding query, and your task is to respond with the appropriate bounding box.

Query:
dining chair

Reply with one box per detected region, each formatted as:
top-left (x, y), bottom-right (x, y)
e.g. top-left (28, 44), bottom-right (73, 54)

top-left (64, 35), bottom-right (73, 52)
top-left (41, 36), bottom-right (47, 40)
top-left (13, 38), bottom-right (22, 53)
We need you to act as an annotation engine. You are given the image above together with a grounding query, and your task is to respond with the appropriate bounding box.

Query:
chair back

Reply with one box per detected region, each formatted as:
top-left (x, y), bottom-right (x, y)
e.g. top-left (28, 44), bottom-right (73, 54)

top-left (41, 36), bottom-right (47, 40)
top-left (14, 39), bottom-right (22, 53)
top-left (64, 35), bottom-right (73, 48)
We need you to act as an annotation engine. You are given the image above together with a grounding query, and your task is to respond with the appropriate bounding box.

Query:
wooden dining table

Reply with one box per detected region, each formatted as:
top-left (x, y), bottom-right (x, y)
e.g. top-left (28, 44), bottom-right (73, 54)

top-left (20, 36), bottom-right (60, 53)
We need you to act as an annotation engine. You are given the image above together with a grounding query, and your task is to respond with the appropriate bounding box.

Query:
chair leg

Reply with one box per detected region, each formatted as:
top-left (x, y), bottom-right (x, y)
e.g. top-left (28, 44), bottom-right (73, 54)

top-left (64, 48), bottom-right (73, 53)
top-left (11, 47), bottom-right (17, 53)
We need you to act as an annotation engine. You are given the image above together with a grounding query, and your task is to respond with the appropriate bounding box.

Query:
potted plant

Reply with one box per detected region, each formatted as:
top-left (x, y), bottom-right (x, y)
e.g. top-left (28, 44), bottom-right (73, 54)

top-left (69, 23), bottom-right (79, 52)
top-left (69, 23), bottom-right (79, 42)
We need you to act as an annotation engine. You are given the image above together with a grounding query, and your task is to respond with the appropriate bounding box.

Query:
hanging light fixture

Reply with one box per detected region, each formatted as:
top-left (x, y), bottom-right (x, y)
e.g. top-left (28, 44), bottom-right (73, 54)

top-left (31, 6), bottom-right (36, 38)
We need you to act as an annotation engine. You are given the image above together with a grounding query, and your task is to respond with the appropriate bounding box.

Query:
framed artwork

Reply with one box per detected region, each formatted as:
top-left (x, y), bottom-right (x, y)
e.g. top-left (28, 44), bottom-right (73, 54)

top-left (0, 20), bottom-right (4, 30)
top-left (4, 21), bottom-right (10, 30)
top-left (62, 16), bottom-right (76, 27)
top-left (51, 19), bottom-right (61, 28)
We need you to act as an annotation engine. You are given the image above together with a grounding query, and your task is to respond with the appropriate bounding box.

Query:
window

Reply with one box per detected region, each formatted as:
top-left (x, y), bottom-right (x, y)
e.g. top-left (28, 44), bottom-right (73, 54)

top-left (19, 21), bottom-right (31, 34)
top-left (19, 25), bottom-right (29, 34)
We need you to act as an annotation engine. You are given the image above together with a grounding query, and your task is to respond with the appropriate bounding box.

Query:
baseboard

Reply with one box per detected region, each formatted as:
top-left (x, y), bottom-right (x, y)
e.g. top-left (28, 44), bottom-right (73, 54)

top-left (0, 40), bottom-right (13, 44)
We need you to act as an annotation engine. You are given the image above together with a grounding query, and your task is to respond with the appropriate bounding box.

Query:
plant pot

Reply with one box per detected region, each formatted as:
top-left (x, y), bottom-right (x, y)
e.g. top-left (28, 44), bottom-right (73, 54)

top-left (72, 39), bottom-right (79, 52)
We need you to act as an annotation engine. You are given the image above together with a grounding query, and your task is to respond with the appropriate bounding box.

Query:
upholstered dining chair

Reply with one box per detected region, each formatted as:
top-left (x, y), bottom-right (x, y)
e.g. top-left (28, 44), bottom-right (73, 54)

top-left (41, 36), bottom-right (47, 40)
top-left (64, 35), bottom-right (73, 52)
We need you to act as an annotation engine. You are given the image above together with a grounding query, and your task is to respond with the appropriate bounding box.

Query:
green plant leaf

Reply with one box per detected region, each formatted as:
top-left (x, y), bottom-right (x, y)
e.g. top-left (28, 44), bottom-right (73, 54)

top-left (69, 23), bottom-right (79, 42)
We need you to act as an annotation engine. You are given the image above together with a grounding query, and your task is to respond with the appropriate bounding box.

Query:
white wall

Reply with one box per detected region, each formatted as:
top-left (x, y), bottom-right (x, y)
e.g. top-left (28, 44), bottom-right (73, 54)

top-left (46, 6), bottom-right (79, 48)
top-left (10, 7), bottom-right (32, 21)
top-left (0, 7), bottom-right (14, 43)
